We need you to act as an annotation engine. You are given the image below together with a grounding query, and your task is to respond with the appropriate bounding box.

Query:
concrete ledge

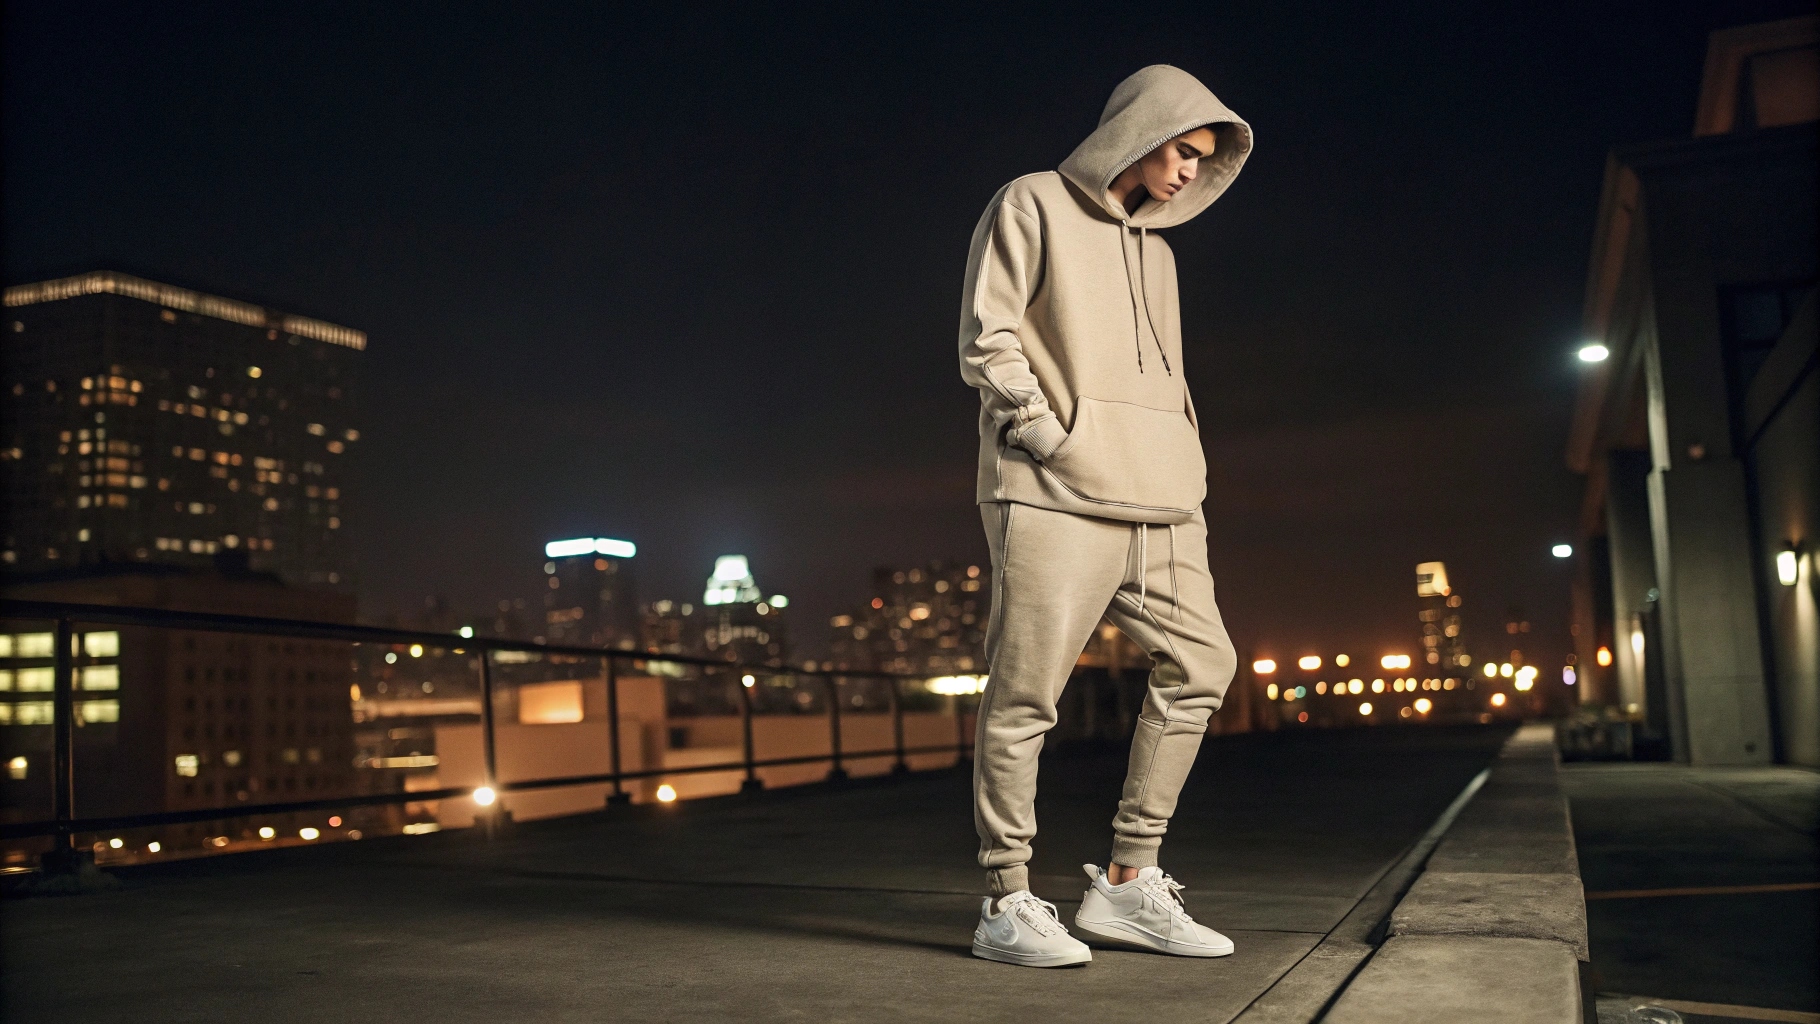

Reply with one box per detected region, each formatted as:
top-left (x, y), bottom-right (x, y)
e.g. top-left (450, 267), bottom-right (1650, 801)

top-left (1391, 870), bottom-right (1589, 960)
top-left (1324, 935), bottom-right (1583, 1024)
top-left (1318, 724), bottom-right (1591, 1022)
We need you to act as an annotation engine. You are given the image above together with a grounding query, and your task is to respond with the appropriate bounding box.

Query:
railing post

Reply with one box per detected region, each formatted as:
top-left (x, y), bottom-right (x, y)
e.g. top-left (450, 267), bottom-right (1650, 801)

top-left (739, 673), bottom-right (763, 793)
top-left (825, 675), bottom-right (848, 783)
top-left (890, 677), bottom-right (909, 775)
top-left (605, 656), bottom-right (630, 805)
top-left (45, 617), bottom-right (78, 873)
top-left (477, 650), bottom-right (502, 829)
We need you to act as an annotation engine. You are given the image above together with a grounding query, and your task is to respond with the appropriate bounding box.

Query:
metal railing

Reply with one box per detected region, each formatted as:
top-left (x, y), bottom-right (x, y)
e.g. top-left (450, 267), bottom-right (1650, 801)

top-left (0, 598), bottom-right (978, 865)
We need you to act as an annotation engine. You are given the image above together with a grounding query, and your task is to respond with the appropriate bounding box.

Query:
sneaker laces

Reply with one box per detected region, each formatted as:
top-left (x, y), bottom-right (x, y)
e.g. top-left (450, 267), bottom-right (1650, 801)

top-left (1000, 891), bottom-right (1064, 937)
top-left (1138, 873), bottom-right (1194, 922)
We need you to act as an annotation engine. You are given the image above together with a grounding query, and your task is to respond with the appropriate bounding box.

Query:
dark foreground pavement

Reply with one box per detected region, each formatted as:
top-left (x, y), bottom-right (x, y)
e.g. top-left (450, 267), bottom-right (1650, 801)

top-left (1565, 763), bottom-right (1820, 1021)
top-left (3, 726), bottom-right (1511, 1023)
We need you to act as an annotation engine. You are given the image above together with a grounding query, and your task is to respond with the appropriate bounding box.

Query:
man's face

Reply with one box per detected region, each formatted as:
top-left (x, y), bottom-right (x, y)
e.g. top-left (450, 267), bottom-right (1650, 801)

top-left (1139, 127), bottom-right (1216, 202)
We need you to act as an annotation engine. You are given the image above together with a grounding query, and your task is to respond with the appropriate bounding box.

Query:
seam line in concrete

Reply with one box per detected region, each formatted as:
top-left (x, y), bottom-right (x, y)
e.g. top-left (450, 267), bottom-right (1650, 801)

top-left (1681, 777), bottom-right (1819, 837)
top-left (1229, 765), bottom-right (1493, 1024)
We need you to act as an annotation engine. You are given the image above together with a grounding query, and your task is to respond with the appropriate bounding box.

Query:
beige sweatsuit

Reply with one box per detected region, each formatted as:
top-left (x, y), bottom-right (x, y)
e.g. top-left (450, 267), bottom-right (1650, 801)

top-left (957, 65), bottom-right (1252, 896)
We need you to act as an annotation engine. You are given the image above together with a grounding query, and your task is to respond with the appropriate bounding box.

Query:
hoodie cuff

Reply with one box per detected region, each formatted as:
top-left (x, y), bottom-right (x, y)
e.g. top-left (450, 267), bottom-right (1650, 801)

top-left (1017, 414), bottom-right (1069, 462)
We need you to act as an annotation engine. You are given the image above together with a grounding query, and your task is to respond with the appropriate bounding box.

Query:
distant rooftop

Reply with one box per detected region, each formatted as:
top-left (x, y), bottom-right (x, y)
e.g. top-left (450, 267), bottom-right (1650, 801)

top-left (4, 270), bottom-right (365, 351)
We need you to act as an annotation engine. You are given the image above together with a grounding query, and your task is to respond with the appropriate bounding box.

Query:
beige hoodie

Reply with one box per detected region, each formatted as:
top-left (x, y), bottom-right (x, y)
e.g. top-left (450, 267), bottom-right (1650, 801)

top-left (958, 65), bottom-right (1252, 524)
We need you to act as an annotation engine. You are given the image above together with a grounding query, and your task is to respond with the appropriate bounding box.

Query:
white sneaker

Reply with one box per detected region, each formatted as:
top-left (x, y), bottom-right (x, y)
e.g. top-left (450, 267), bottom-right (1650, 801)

top-left (972, 890), bottom-right (1093, 967)
top-left (1073, 864), bottom-right (1234, 957)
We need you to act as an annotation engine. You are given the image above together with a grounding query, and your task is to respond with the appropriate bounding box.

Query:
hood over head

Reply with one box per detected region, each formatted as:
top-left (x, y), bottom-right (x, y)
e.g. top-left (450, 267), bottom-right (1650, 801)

top-left (1058, 65), bottom-right (1252, 229)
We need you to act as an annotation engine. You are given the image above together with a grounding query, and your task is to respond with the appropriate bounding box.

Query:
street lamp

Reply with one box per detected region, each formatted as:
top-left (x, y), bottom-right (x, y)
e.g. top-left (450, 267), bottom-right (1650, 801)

top-left (1577, 343), bottom-right (1609, 363)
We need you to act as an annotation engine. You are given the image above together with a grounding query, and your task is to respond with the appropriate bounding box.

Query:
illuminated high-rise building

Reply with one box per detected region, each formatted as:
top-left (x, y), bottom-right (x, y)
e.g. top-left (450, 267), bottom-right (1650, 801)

top-left (1415, 561), bottom-right (1469, 672)
top-left (698, 555), bottom-right (789, 666)
top-left (2, 271), bottom-right (364, 590)
top-left (540, 537), bottom-right (639, 649)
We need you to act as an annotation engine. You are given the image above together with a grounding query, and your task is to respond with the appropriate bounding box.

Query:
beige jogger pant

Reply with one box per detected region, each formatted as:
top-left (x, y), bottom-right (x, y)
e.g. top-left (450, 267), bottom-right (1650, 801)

top-left (974, 501), bottom-right (1238, 896)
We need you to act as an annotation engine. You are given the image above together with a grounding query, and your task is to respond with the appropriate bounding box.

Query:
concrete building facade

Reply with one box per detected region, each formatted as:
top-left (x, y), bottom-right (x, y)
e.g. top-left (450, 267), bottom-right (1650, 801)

top-left (1567, 17), bottom-right (1818, 765)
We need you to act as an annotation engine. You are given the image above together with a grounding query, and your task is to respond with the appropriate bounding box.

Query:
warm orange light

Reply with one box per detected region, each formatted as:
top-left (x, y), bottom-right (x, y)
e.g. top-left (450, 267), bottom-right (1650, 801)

top-left (1297, 655), bottom-right (1322, 671)
top-left (1358, 702), bottom-right (1373, 716)
top-left (1490, 693), bottom-right (1507, 707)
top-left (1380, 654), bottom-right (1411, 671)
top-left (1297, 711), bottom-right (1308, 723)
top-left (1253, 659), bottom-right (1278, 675)
top-left (1335, 654), bottom-right (1351, 667)
top-left (656, 784), bottom-right (678, 802)
top-left (1596, 646), bottom-right (1612, 667)
top-left (1414, 698), bottom-right (1432, 714)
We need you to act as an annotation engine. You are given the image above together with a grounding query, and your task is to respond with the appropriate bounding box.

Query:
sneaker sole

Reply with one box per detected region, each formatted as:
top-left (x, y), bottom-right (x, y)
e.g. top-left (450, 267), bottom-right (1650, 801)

top-left (971, 941), bottom-right (1093, 968)
top-left (1072, 916), bottom-right (1233, 958)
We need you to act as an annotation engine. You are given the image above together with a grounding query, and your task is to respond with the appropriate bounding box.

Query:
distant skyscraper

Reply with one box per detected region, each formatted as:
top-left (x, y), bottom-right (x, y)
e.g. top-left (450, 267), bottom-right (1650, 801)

top-left (2, 271), bottom-right (364, 590)
top-left (697, 555), bottom-right (789, 666)
top-left (829, 561), bottom-right (988, 675)
top-left (540, 537), bottom-right (639, 648)
top-left (1415, 561), bottom-right (1470, 673)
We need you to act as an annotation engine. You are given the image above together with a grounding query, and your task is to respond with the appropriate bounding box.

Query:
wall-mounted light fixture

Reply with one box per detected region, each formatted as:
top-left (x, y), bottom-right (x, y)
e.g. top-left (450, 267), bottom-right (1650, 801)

top-left (1777, 543), bottom-right (1802, 587)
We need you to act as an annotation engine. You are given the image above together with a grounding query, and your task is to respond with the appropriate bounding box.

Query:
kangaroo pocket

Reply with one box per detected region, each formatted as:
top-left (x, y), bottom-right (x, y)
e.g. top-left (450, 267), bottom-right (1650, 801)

top-left (1042, 397), bottom-right (1207, 514)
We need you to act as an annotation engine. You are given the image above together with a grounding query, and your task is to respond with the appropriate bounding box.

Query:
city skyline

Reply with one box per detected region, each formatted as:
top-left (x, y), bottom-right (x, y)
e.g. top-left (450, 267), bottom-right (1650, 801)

top-left (10, 3), bottom-right (1808, 686)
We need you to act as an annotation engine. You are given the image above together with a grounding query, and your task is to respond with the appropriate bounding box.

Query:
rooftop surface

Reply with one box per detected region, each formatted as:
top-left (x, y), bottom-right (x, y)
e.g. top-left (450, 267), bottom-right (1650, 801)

top-left (3, 726), bottom-right (1511, 1023)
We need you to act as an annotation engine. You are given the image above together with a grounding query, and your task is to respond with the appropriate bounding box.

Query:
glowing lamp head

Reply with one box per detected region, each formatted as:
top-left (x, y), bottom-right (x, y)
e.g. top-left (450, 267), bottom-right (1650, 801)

top-left (1777, 547), bottom-right (1800, 586)
top-left (1577, 343), bottom-right (1610, 363)
top-left (655, 784), bottom-right (678, 803)
top-left (472, 786), bottom-right (497, 807)
top-left (1414, 698), bottom-right (1432, 714)
top-left (741, 674), bottom-right (756, 688)
top-left (1490, 692), bottom-right (1507, 707)
top-left (1552, 544), bottom-right (1573, 558)
top-left (1358, 702), bottom-right (1373, 716)
top-left (1252, 659), bottom-right (1277, 675)
top-left (1297, 655), bottom-right (1322, 671)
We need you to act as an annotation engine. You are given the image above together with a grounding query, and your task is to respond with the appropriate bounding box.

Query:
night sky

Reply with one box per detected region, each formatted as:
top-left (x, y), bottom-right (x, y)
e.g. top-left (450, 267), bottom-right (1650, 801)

top-left (5, 2), bottom-right (1804, 666)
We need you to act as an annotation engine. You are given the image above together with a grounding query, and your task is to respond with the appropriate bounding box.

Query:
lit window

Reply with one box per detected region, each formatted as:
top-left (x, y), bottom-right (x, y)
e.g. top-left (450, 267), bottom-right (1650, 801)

top-left (83, 631), bottom-right (119, 657)
top-left (17, 668), bottom-right (54, 692)
top-left (174, 755), bottom-right (199, 777)
top-left (16, 632), bottom-right (53, 657)
top-left (6, 756), bottom-right (26, 780)
top-left (79, 700), bottom-right (120, 723)
top-left (79, 665), bottom-right (119, 691)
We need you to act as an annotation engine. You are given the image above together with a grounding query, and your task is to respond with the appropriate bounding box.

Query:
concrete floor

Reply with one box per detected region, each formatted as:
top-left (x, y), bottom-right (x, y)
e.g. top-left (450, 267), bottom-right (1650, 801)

top-left (1565, 762), bottom-right (1820, 1016)
top-left (2, 726), bottom-right (1509, 1023)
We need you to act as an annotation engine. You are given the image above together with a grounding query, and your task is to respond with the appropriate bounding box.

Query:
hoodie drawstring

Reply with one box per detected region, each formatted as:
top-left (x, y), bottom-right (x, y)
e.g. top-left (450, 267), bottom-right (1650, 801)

top-left (1120, 223), bottom-right (1173, 376)
top-left (1120, 224), bottom-right (1146, 374)
top-left (1137, 227), bottom-right (1172, 375)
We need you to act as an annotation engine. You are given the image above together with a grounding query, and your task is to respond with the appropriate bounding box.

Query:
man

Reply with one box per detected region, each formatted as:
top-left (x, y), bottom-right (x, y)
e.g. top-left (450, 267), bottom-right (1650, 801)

top-left (958, 65), bottom-right (1251, 967)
